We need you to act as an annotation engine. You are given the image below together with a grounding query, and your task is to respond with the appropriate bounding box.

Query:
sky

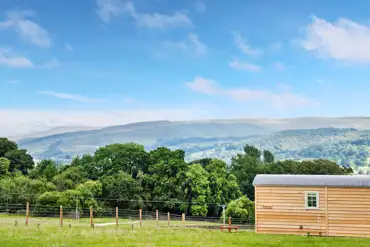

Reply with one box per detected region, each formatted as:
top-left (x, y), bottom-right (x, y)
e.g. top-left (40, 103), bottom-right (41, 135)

top-left (1, 0), bottom-right (370, 136)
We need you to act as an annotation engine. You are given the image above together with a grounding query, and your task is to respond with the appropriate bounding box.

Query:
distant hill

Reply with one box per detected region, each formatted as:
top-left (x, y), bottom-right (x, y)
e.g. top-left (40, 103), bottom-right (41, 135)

top-left (9, 126), bottom-right (99, 141)
top-left (15, 118), bottom-right (370, 172)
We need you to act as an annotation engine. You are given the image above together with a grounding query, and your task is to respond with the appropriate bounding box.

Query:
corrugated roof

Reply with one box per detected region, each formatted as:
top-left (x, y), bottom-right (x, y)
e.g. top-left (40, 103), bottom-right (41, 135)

top-left (253, 174), bottom-right (370, 187)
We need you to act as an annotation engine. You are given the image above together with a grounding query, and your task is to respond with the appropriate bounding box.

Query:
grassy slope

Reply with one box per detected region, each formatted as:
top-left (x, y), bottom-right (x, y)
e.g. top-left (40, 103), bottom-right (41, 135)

top-left (18, 121), bottom-right (270, 161)
top-left (2, 226), bottom-right (370, 247)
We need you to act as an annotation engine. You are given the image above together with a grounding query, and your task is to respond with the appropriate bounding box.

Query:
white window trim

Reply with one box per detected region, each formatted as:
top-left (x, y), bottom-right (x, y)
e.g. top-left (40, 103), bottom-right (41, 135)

top-left (305, 191), bottom-right (319, 210)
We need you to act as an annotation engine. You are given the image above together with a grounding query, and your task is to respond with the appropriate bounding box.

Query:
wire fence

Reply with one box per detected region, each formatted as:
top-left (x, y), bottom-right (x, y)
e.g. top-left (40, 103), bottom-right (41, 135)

top-left (0, 203), bottom-right (255, 230)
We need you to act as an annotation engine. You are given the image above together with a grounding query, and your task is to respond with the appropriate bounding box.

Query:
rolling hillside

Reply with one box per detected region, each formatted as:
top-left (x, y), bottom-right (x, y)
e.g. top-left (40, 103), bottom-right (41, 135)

top-left (14, 118), bottom-right (370, 172)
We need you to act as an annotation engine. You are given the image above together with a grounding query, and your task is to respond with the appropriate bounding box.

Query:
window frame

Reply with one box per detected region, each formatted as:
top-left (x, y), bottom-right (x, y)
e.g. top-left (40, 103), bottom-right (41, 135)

top-left (305, 191), bottom-right (319, 210)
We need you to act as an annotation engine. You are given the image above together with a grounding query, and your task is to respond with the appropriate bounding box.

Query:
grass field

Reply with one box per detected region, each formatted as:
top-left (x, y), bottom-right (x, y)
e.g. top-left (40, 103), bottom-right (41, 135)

top-left (1, 216), bottom-right (370, 246)
top-left (0, 215), bottom-right (220, 228)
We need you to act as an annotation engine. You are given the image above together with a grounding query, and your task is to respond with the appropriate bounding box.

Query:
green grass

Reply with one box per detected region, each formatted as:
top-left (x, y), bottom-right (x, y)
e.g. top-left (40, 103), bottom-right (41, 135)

top-left (2, 225), bottom-right (370, 247)
top-left (1, 217), bottom-right (370, 246)
top-left (0, 215), bottom-right (220, 228)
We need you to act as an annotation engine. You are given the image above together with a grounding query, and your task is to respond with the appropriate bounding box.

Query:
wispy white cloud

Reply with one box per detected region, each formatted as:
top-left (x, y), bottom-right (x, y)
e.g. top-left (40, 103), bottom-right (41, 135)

top-left (40, 59), bottom-right (61, 69)
top-left (194, 1), bottom-right (206, 14)
top-left (301, 15), bottom-right (370, 63)
top-left (188, 33), bottom-right (207, 55)
top-left (0, 107), bottom-right (216, 137)
top-left (229, 59), bottom-right (261, 72)
top-left (162, 33), bottom-right (208, 56)
top-left (0, 50), bottom-right (34, 68)
top-left (0, 10), bottom-right (51, 47)
top-left (96, 0), bottom-right (193, 29)
top-left (270, 42), bottom-right (282, 52)
top-left (232, 31), bottom-right (260, 56)
top-left (186, 77), bottom-right (318, 109)
top-left (96, 0), bottom-right (125, 22)
top-left (186, 77), bottom-right (219, 95)
top-left (0, 49), bottom-right (61, 69)
top-left (277, 82), bottom-right (292, 92)
top-left (124, 97), bottom-right (136, 104)
top-left (5, 80), bottom-right (20, 84)
top-left (65, 43), bottom-right (74, 52)
top-left (273, 62), bottom-right (285, 71)
top-left (126, 1), bottom-right (192, 29)
top-left (38, 91), bottom-right (105, 103)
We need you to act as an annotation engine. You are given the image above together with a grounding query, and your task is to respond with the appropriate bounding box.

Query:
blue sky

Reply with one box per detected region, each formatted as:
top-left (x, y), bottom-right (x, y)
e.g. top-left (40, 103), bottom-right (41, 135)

top-left (1, 0), bottom-right (370, 135)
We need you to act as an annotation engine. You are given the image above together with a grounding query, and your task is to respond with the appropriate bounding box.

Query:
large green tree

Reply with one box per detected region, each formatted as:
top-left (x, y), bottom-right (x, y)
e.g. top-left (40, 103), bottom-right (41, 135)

top-left (182, 163), bottom-right (210, 216)
top-left (243, 145), bottom-right (261, 160)
top-left (205, 159), bottom-right (241, 216)
top-left (230, 150), bottom-right (265, 200)
top-left (33, 159), bottom-right (58, 181)
top-left (94, 143), bottom-right (149, 179)
top-left (221, 196), bottom-right (255, 223)
top-left (102, 171), bottom-right (144, 209)
top-left (52, 166), bottom-right (86, 191)
top-left (0, 157), bottom-right (10, 176)
top-left (146, 147), bottom-right (187, 210)
top-left (0, 138), bottom-right (17, 157)
top-left (4, 149), bottom-right (34, 175)
top-left (263, 150), bottom-right (275, 163)
top-left (0, 174), bottom-right (46, 204)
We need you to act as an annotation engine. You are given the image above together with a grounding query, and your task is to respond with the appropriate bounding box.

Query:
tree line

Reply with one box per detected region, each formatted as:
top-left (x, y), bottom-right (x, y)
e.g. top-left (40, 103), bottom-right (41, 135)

top-left (0, 137), bottom-right (353, 219)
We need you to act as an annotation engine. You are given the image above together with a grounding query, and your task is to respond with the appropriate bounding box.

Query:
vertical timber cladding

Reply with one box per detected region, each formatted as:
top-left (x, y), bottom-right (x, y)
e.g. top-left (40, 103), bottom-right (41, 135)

top-left (255, 186), bottom-right (327, 235)
top-left (255, 186), bottom-right (258, 233)
top-left (327, 187), bottom-right (370, 237)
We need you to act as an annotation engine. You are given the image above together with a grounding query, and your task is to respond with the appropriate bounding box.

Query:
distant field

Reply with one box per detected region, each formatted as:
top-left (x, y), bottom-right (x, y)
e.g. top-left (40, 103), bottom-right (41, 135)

top-left (1, 216), bottom-right (370, 246)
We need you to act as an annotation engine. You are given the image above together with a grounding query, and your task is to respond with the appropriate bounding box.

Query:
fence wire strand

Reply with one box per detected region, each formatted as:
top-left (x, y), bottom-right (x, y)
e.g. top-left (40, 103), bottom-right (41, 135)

top-left (0, 203), bottom-right (255, 229)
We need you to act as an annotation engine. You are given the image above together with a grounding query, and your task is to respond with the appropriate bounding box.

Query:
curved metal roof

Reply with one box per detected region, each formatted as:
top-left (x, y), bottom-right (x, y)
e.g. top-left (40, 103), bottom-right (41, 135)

top-left (253, 174), bottom-right (370, 187)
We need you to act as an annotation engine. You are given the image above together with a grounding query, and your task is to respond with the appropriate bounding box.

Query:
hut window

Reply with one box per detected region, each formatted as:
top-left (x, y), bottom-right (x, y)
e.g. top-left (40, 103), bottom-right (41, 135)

top-left (305, 192), bottom-right (319, 209)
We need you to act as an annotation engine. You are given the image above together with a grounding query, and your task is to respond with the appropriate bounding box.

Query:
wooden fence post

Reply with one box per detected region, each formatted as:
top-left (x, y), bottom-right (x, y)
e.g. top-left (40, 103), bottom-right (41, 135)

top-left (182, 213), bottom-right (185, 224)
top-left (25, 202), bottom-right (29, 227)
top-left (167, 212), bottom-right (170, 227)
top-left (156, 209), bottom-right (159, 228)
top-left (60, 206), bottom-right (63, 227)
top-left (139, 209), bottom-right (142, 227)
top-left (116, 207), bottom-right (118, 228)
top-left (90, 207), bottom-right (93, 228)
top-left (228, 216), bottom-right (231, 226)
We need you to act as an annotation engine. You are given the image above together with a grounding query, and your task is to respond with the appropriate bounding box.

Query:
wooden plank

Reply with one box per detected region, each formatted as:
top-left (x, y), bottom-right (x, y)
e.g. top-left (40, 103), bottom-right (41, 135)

top-left (329, 214), bottom-right (370, 218)
top-left (328, 201), bottom-right (370, 205)
top-left (255, 186), bottom-right (258, 233)
top-left (259, 220), bottom-right (325, 225)
top-left (258, 224), bottom-right (325, 230)
top-left (328, 215), bottom-right (370, 220)
top-left (258, 228), bottom-right (325, 234)
top-left (257, 191), bottom-right (325, 195)
top-left (328, 187), bottom-right (370, 191)
top-left (329, 224), bottom-right (370, 229)
top-left (258, 186), bottom-right (326, 190)
top-left (259, 218), bottom-right (325, 223)
top-left (258, 211), bottom-right (325, 216)
top-left (327, 208), bottom-right (370, 213)
top-left (257, 208), bottom-right (325, 213)
top-left (257, 190), bottom-right (325, 195)
top-left (258, 215), bottom-right (325, 220)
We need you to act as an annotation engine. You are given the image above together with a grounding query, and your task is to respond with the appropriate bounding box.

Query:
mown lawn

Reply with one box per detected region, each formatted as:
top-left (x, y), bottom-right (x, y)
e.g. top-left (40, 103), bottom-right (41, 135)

top-left (1, 224), bottom-right (370, 247)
